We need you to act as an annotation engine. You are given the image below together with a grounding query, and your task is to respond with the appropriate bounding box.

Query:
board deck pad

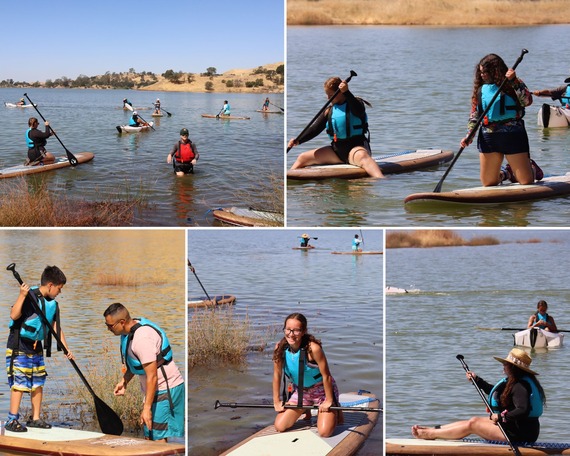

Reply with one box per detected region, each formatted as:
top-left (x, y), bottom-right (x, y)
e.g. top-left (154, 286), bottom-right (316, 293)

top-left (0, 152), bottom-right (94, 179)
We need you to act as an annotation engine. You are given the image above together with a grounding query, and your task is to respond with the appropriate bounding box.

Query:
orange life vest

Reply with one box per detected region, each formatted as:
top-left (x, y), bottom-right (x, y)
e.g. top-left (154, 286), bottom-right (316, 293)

top-left (175, 141), bottom-right (195, 163)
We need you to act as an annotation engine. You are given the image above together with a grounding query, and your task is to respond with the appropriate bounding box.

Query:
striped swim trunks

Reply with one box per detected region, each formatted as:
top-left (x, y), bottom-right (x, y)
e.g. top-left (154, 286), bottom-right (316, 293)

top-left (5, 349), bottom-right (47, 392)
top-left (144, 382), bottom-right (185, 440)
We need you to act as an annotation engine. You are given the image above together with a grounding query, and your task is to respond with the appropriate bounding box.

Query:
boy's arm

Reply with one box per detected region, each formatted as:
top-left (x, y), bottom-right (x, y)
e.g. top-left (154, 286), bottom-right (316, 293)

top-left (53, 324), bottom-right (74, 359)
top-left (10, 283), bottom-right (30, 321)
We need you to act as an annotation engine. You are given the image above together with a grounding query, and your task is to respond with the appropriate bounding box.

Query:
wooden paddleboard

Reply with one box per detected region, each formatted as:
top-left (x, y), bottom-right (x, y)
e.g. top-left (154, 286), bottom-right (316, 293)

top-left (331, 251), bottom-right (383, 255)
top-left (0, 425), bottom-right (185, 456)
top-left (201, 114), bottom-right (251, 120)
top-left (405, 173), bottom-right (570, 205)
top-left (292, 246), bottom-right (315, 250)
top-left (221, 392), bottom-right (380, 456)
top-left (287, 149), bottom-right (453, 180)
top-left (0, 152), bottom-right (94, 179)
top-left (537, 103), bottom-right (570, 128)
top-left (256, 110), bottom-right (283, 114)
top-left (212, 207), bottom-right (284, 227)
top-left (386, 438), bottom-right (570, 455)
top-left (188, 294), bottom-right (236, 308)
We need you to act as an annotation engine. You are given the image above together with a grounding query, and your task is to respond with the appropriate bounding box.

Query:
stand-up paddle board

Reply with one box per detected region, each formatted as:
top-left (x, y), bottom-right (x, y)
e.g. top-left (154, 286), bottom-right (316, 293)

top-left (405, 173), bottom-right (570, 205)
top-left (538, 103), bottom-right (570, 128)
top-left (0, 152), bottom-right (94, 179)
top-left (287, 149), bottom-right (453, 180)
top-left (220, 392), bottom-right (380, 456)
top-left (201, 114), bottom-right (251, 120)
top-left (212, 207), bottom-right (284, 227)
top-left (331, 251), bottom-right (383, 255)
top-left (386, 438), bottom-right (570, 455)
top-left (256, 110), bottom-right (283, 114)
top-left (0, 425), bottom-right (185, 456)
top-left (188, 295), bottom-right (236, 308)
top-left (292, 246), bottom-right (315, 250)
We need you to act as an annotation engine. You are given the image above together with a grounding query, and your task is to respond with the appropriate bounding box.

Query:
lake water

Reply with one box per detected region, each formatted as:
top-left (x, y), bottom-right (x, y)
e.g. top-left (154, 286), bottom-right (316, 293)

top-left (0, 88), bottom-right (284, 226)
top-left (287, 25), bottom-right (570, 227)
top-left (187, 229), bottom-right (383, 455)
top-left (0, 230), bottom-right (186, 453)
top-left (386, 230), bottom-right (570, 447)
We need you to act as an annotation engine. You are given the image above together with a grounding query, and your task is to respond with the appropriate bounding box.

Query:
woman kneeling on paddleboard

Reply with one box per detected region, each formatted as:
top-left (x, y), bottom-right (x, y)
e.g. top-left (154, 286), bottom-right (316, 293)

top-left (412, 348), bottom-right (546, 443)
top-left (272, 313), bottom-right (342, 437)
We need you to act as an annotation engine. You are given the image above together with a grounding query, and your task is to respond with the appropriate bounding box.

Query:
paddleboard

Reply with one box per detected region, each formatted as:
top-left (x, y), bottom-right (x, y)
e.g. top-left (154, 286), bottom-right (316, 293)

top-left (292, 246), bottom-right (315, 250)
top-left (201, 114), bottom-right (251, 120)
top-left (537, 103), bottom-right (570, 128)
top-left (0, 152), bottom-right (94, 179)
top-left (331, 251), bottom-right (383, 255)
top-left (151, 113), bottom-right (164, 117)
top-left (0, 425), bottom-right (185, 456)
top-left (256, 110), bottom-right (283, 114)
top-left (405, 173), bottom-right (570, 205)
top-left (188, 294), bottom-right (236, 308)
top-left (287, 149), bottom-right (454, 180)
top-left (386, 438), bottom-right (570, 455)
top-left (212, 207), bottom-right (284, 227)
top-left (221, 391), bottom-right (380, 456)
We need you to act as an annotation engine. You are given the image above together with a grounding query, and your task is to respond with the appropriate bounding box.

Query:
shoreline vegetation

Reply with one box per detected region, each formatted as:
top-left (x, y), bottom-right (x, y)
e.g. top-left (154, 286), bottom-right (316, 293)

top-left (287, 0), bottom-right (570, 26)
top-left (0, 62), bottom-right (284, 94)
top-left (386, 230), bottom-right (546, 248)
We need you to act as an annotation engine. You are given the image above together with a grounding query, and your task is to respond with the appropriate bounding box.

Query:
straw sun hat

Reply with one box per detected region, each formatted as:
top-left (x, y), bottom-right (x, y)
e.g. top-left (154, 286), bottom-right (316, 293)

top-left (493, 348), bottom-right (538, 375)
top-left (301, 233), bottom-right (310, 239)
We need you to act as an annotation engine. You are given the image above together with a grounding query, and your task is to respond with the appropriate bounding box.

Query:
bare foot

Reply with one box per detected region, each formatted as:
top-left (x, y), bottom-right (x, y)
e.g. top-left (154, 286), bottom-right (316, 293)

top-left (412, 425), bottom-right (435, 440)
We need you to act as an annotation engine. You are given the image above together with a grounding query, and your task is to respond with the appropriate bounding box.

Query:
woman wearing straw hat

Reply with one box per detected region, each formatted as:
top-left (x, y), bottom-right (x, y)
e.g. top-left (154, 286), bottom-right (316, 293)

top-left (412, 348), bottom-right (546, 443)
top-left (299, 233), bottom-right (312, 248)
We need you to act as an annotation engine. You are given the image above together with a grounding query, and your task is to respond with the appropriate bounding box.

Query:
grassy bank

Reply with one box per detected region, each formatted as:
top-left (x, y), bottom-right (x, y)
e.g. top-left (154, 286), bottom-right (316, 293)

top-left (288, 0), bottom-right (570, 26)
top-left (386, 230), bottom-right (501, 248)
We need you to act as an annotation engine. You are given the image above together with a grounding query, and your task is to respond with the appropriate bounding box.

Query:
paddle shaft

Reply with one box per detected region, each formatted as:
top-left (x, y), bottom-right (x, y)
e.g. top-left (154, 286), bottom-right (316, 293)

top-left (135, 112), bottom-right (155, 130)
top-left (287, 70), bottom-right (357, 153)
top-left (456, 355), bottom-right (521, 456)
top-left (23, 93), bottom-right (78, 166)
top-left (269, 101), bottom-right (284, 111)
top-left (215, 400), bottom-right (382, 413)
top-left (433, 49), bottom-right (528, 193)
top-left (501, 327), bottom-right (570, 333)
top-left (187, 259), bottom-right (212, 301)
top-left (7, 263), bottom-right (123, 435)
top-left (154, 105), bottom-right (172, 116)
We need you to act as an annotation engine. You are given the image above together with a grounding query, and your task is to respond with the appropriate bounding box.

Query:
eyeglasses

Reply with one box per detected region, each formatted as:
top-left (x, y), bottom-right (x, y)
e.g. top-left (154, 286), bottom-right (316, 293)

top-left (284, 328), bottom-right (303, 336)
top-left (105, 319), bottom-right (124, 329)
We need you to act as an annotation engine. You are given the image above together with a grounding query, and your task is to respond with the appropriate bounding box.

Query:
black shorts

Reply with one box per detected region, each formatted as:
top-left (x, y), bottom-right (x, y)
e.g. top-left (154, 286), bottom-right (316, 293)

top-left (477, 122), bottom-right (530, 155)
top-left (27, 146), bottom-right (45, 162)
top-left (173, 162), bottom-right (193, 174)
top-left (331, 136), bottom-right (370, 163)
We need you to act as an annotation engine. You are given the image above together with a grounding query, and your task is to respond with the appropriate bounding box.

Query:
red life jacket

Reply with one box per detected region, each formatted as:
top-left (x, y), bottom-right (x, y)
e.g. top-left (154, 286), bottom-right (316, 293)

top-left (175, 141), bottom-right (195, 163)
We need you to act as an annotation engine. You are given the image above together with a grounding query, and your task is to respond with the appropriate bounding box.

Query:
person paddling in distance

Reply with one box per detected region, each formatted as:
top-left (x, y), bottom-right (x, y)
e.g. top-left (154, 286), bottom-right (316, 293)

top-left (352, 234), bottom-right (363, 252)
top-left (153, 98), bottom-right (161, 115)
top-left (527, 300), bottom-right (558, 332)
top-left (25, 117), bottom-right (55, 166)
top-left (412, 348), bottom-right (546, 444)
top-left (5, 266), bottom-right (74, 432)
top-left (167, 128), bottom-right (199, 176)
top-left (17, 98), bottom-right (26, 107)
top-left (272, 313), bottom-right (342, 437)
top-left (533, 76), bottom-right (570, 109)
top-left (299, 233), bottom-right (312, 248)
top-left (460, 53), bottom-right (542, 186)
top-left (104, 303), bottom-right (185, 442)
top-left (122, 98), bottom-right (133, 109)
top-left (288, 77), bottom-right (384, 178)
top-left (221, 100), bottom-right (231, 117)
top-left (129, 111), bottom-right (146, 127)
top-left (262, 97), bottom-right (270, 111)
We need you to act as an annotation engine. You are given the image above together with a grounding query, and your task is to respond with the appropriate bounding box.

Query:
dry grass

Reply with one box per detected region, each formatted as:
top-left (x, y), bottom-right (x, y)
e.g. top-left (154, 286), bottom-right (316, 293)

top-left (386, 230), bottom-right (501, 248)
top-left (288, 0), bottom-right (570, 26)
top-left (94, 272), bottom-right (167, 287)
top-left (0, 178), bottom-right (146, 226)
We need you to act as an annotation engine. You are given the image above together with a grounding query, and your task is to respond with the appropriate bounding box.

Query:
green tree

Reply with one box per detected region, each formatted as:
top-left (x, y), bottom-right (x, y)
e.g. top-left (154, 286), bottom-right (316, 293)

top-left (205, 81), bottom-right (214, 91)
top-left (205, 67), bottom-right (217, 76)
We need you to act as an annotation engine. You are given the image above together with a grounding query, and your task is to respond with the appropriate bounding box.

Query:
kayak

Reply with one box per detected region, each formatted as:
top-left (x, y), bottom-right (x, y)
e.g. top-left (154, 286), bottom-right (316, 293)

top-left (116, 122), bottom-right (154, 134)
top-left (256, 110), bottom-right (284, 114)
top-left (405, 173), bottom-right (570, 205)
top-left (220, 391), bottom-right (380, 456)
top-left (5, 102), bottom-right (35, 108)
top-left (386, 286), bottom-right (410, 294)
top-left (513, 327), bottom-right (564, 348)
top-left (287, 149), bottom-right (453, 180)
top-left (201, 114), bottom-right (251, 120)
top-left (0, 425), bottom-right (185, 456)
top-left (331, 251), bottom-right (383, 255)
top-left (0, 152), bottom-right (94, 179)
top-left (188, 295), bottom-right (236, 308)
top-left (212, 207), bottom-right (284, 227)
top-left (386, 438), bottom-right (570, 455)
top-left (537, 103), bottom-right (570, 128)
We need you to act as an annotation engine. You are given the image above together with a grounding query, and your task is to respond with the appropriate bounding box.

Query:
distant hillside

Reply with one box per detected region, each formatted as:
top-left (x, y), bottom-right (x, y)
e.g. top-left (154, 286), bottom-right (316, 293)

top-left (0, 63), bottom-right (284, 94)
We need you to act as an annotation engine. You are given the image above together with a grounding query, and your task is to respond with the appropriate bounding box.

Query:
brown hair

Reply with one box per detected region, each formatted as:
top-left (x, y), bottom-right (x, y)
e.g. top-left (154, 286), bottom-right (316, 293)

top-left (500, 363), bottom-right (546, 410)
top-left (537, 300), bottom-right (548, 310)
top-left (28, 117), bottom-right (39, 127)
top-left (324, 77), bottom-right (341, 92)
top-left (470, 54), bottom-right (518, 106)
top-left (272, 313), bottom-right (322, 362)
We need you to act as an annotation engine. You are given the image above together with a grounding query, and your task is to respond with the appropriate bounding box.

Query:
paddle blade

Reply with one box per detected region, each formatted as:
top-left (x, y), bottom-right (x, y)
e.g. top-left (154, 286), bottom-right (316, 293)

top-left (94, 395), bottom-right (123, 435)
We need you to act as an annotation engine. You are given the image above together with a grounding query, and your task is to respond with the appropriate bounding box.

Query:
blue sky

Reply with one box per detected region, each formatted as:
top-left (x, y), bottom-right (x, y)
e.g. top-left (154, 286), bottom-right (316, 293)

top-left (1, 0), bottom-right (284, 82)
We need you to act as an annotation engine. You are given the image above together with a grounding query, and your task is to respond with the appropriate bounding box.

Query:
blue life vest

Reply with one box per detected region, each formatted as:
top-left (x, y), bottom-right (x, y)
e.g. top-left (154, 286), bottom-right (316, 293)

top-left (283, 347), bottom-right (322, 388)
top-left (535, 312), bottom-right (550, 324)
top-left (479, 84), bottom-right (522, 124)
top-left (120, 318), bottom-right (173, 375)
top-left (9, 287), bottom-right (58, 342)
top-left (560, 86), bottom-right (570, 108)
top-left (352, 238), bottom-right (361, 251)
top-left (25, 128), bottom-right (35, 148)
top-left (223, 103), bottom-right (231, 115)
top-left (129, 115), bottom-right (140, 126)
top-left (489, 376), bottom-right (543, 418)
top-left (326, 102), bottom-right (367, 141)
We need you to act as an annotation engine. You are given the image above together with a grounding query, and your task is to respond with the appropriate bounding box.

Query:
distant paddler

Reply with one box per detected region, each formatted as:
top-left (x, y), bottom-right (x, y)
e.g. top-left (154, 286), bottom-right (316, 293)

top-left (352, 234), bottom-right (362, 252)
top-left (527, 300), bottom-right (558, 332)
top-left (122, 98), bottom-right (133, 110)
top-left (217, 100), bottom-right (231, 118)
top-left (262, 97), bottom-right (270, 111)
top-left (129, 111), bottom-right (146, 127)
top-left (153, 98), bottom-right (161, 115)
top-left (17, 98), bottom-right (26, 107)
top-left (299, 233), bottom-right (313, 248)
top-left (533, 75), bottom-right (570, 109)
top-left (25, 117), bottom-right (55, 165)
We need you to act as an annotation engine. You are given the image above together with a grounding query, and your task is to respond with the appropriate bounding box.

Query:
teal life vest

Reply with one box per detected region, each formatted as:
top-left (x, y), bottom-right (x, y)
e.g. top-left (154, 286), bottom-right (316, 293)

top-left (120, 318), bottom-right (173, 375)
top-left (129, 115), bottom-right (140, 126)
top-left (223, 103), bottom-right (231, 115)
top-left (478, 84), bottom-right (523, 124)
top-left (489, 376), bottom-right (543, 418)
top-left (326, 102), bottom-right (368, 142)
top-left (9, 287), bottom-right (58, 343)
top-left (560, 85), bottom-right (570, 108)
top-left (25, 128), bottom-right (35, 148)
top-left (283, 346), bottom-right (322, 388)
top-left (535, 312), bottom-right (550, 324)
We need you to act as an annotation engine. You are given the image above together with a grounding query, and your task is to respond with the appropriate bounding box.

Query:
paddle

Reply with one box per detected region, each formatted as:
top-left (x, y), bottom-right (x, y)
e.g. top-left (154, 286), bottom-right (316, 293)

top-left (477, 326), bottom-right (570, 333)
top-left (433, 49), bottom-right (528, 193)
top-left (297, 236), bottom-right (318, 240)
top-left (216, 107), bottom-right (224, 119)
top-left (456, 354), bottom-right (521, 456)
top-left (135, 112), bottom-right (155, 131)
top-left (152, 105), bottom-right (172, 117)
top-left (6, 263), bottom-right (124, 436)
top-left (287, 70), bottom-right (357, 153)
top-left (187, 259), bottom-right (212, 302)
top-left (23, 93), bottom-right (79, 166)
top-left (269, 101), bottom-right (284, 112)
top-left (214, 400), bottom-right (382, 413)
